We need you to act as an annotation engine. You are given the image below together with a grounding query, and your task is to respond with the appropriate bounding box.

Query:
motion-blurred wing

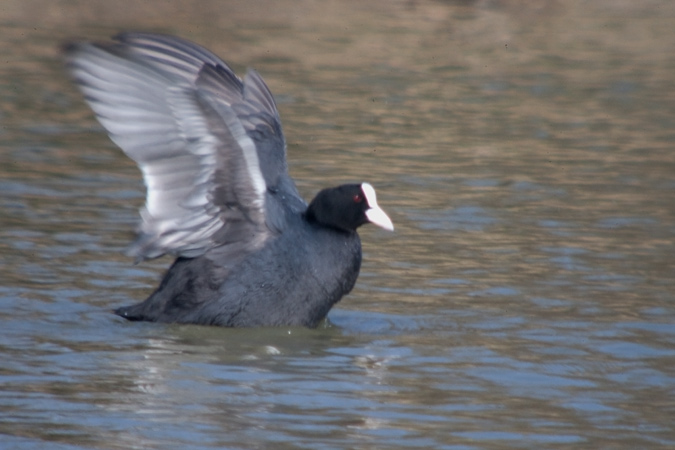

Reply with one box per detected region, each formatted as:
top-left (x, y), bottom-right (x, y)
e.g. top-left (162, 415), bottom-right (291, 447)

top-left (65, 34), bottom-right (292, 260)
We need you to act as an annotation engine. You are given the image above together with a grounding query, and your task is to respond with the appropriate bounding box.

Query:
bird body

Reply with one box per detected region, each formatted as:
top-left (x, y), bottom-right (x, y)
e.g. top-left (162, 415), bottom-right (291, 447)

top-left (117, 212), bottom-right (362, 327)
top-left (65, 33), bottom-right (393, 327)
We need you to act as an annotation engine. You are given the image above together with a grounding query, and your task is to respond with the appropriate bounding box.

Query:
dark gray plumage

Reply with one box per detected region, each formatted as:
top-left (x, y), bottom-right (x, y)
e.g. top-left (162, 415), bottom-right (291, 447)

top-left (65, 33), bottom-right (393, 327)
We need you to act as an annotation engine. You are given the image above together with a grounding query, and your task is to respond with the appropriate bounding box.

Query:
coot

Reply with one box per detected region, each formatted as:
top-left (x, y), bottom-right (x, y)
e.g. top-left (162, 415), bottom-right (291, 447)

top-left (65, 33), bottom-right (393, 327)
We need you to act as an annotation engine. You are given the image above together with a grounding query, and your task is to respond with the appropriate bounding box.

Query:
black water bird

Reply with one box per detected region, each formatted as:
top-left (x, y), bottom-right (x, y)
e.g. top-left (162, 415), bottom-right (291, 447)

top-left (65, 33), bottom-right (393, 327)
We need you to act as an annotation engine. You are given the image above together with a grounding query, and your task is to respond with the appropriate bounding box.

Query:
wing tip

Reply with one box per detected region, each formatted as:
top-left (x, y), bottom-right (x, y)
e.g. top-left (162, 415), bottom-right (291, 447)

top-left (61, 40), bottom-right (94, 65)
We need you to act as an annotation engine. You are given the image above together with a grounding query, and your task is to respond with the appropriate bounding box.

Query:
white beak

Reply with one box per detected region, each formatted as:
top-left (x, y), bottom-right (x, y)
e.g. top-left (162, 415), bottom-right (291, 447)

top-left (362, 183), bottom-right (394, 231)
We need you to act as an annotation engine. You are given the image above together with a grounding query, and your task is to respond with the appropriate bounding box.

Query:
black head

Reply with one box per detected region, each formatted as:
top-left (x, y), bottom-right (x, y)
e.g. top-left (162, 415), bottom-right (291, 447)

top-left (305, 182), bottom-right (394, 233)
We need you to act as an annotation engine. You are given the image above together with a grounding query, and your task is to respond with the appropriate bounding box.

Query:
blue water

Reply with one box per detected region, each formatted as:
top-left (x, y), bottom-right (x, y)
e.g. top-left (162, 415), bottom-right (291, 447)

top-left (1, 1), bottom-right (674, 448)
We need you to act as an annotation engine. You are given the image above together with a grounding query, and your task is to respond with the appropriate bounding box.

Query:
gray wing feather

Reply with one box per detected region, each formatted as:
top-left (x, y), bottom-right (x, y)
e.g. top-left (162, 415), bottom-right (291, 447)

top-left (117, 33), bottom-right (292, 189)
top-left (64, 33), bottom-right (294, 260)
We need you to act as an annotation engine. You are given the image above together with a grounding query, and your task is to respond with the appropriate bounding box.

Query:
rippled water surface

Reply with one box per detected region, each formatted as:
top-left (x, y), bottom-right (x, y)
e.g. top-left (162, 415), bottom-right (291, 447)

top-left (1, 1), bottom-right (674, 448)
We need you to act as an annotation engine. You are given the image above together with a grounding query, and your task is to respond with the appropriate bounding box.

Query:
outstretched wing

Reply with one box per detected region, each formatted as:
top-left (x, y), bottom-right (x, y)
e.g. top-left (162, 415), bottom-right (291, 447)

top-left (65, 33), bottom-right (302, 261)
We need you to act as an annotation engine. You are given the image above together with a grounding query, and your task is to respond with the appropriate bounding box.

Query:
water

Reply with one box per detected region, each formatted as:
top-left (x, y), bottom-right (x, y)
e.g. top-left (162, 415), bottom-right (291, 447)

top-left (1, 1), bottom-right (674, 448)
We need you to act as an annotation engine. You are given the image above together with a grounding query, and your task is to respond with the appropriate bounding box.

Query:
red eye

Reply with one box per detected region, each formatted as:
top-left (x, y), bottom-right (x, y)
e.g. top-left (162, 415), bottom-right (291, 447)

top-left (353, 194), bottom-right (363, 203)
